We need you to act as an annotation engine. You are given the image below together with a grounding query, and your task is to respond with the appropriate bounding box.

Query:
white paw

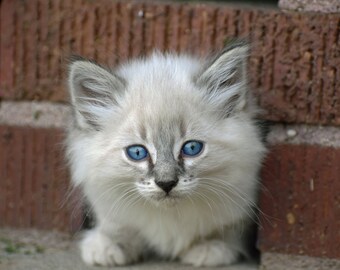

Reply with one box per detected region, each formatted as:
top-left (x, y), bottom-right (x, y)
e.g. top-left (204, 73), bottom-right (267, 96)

top-left (80, 230), bottom-right (128, 266)
top-left (181, 240), bottom-right (239, 267)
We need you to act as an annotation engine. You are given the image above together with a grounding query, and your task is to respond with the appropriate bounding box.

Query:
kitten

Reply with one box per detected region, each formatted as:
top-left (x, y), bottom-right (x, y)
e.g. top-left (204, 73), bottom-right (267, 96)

top-left (66, 41), bottom-right (266, 267)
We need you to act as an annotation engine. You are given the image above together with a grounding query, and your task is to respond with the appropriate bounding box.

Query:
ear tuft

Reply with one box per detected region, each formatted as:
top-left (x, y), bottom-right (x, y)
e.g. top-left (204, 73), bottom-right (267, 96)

top-left (68, 60), bottom-right (125, 130)
top-left (196, 41), bottom-right (249, 117)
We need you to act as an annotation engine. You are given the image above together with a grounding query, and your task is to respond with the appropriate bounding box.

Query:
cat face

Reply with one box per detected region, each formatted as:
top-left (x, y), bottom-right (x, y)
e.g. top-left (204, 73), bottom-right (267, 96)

top-left (67, 43), bottom-right (265, 208)
top-left (86, 82), bottom-right (217, 205)
top-left (116, 100), bottom-right (210, 204)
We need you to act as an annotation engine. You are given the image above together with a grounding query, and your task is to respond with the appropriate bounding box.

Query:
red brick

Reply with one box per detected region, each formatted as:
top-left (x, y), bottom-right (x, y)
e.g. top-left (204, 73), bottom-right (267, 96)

top-left (128, 3), bottom-right (143, 58)
top-left (189, 6), bottom-right (203, 55)
top-left (178, 5), bottom-right (193, 54)
top-left (22, 128), bottom-right (34, 227)
top-left (118, 2), bottom-right (133, 62)
top-left (0, 0), bottom-right (15, 98)
top-left (81, 1), bottom-right (95, 60)
top-left (0, 0), bottom-right (339, 125)
top-left (93, 2), bottom-right (106, 63)
top-left (37, 0), bottom-right (50, 90)
top-left (0, 126), bottom-right (82, 232)
top-left (166, 4), bottom-right (180, 52)
top-left (153, 4), bottom-right (167, 52)
top-left (259, 144), bottom-right (340, 259)
top-left (106, 1), bottom-right (119, 66)
top-left (70, 0), bottom-right (83, 56)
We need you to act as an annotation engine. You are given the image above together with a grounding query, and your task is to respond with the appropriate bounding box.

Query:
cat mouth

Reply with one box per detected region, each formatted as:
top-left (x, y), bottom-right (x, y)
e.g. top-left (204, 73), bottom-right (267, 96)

top-left (151, 192), bottom-right (181, 204)
top-left (163, 193), bottom-right (180, 199)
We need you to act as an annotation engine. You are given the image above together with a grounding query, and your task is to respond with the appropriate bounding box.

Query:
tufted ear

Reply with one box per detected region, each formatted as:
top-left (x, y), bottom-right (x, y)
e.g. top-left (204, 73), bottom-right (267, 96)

top-left (68, 60), bottom-right (125, 130)
top-left (196, 42), bottom-right (249, 117)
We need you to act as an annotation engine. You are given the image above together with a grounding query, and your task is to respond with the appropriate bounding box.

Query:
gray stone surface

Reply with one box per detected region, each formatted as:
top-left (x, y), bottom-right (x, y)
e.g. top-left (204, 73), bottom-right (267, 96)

top-left (0, 101), bottom-right (70, 128)
top-left (279, 0), bottom-right (340, 13)
top-left (0, 229), bottom-right (257, 270)
top-left (267, 124), bottom-right (340, 148)
top-left (261, 252), bottom-right (340, 270)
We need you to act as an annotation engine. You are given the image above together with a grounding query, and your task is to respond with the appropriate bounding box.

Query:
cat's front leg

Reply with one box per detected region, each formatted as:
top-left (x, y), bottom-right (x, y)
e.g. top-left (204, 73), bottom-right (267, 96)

top-left (80, 227), bottom-right (143, 266)
top-left (180, 240), bottom-right (240, 267)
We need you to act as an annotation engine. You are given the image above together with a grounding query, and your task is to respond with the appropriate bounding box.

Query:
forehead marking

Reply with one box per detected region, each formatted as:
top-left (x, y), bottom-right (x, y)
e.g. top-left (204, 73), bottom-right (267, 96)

top-left (139, 123), bottom-right (147, 141)
top-left (141, 118), bottom-right (188, 177)
top-left (179, 117), bottom-right (187, 138)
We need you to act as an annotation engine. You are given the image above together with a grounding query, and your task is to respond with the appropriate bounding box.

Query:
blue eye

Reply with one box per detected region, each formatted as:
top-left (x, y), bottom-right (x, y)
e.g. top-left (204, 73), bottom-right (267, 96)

top-left (182, 140), bottom-right (204, 157)
top-left (126, 145), bottom-right (148, 161)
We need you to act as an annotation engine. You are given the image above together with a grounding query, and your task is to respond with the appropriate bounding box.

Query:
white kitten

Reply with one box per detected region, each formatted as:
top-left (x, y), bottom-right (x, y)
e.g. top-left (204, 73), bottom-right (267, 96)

top-left (66, 42), bottom-right (266, 267)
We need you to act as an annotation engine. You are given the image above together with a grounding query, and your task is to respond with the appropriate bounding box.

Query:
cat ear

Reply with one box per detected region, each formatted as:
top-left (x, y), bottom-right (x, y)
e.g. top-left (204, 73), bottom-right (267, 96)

top-left (196, 42), bottom-right (249, 117)
top-left (68, 59), bottom-right (125, 130)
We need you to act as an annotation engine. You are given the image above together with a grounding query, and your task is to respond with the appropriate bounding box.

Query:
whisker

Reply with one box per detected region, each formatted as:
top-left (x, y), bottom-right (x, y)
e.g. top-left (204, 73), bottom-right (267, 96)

top-left (197, 179), bottom-right (260, 226)
top-left (197, 176), bottom-right (275, 227)
top-left (83, 182), bottom-right (132, 218)
top-left (101, 187), bottom-right (139, 225)
top-left (191, 189), bottom-right (225, 235)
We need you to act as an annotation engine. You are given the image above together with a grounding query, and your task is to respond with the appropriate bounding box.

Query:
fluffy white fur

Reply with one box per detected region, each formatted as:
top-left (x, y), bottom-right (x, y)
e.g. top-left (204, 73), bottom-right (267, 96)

top-left (66, 43), bottom-right (266, 267)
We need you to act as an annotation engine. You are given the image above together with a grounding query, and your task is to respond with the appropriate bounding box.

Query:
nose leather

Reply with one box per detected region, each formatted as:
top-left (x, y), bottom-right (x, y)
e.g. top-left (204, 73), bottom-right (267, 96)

top-left (155, 180), bottom-right (178, 193)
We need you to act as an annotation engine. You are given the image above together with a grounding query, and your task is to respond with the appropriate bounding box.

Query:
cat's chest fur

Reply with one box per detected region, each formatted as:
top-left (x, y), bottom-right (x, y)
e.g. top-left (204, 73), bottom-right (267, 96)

top-left (113, 197), bottom-right (241, 258)
top-left (121, 206), bottom-right (210, 257)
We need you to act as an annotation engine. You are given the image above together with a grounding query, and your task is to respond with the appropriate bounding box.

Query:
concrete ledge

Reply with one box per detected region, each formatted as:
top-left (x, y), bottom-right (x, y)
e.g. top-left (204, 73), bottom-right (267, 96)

top-left (279, 0), bottom-right (340, 13)
top-left (0, 229), bottom-right (258, 270)
top-left (267, 124), bottom-right (340, 148)
top-left (0, 101), bottom-right (70, 128)
top-left (261, 252), bottom-right (340, 270)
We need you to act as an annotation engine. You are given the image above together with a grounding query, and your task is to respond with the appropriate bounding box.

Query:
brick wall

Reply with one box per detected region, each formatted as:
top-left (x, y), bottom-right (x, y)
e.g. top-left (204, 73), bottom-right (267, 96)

top-left (0, 0), bottom-right (339, 267)
top-left (0, 125), bottom-right (82, 232)
top-left (1, 0), bottom-right (339, 124)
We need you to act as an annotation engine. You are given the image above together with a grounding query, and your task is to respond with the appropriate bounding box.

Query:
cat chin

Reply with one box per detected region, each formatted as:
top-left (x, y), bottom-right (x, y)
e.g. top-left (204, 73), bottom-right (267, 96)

top-left (145, 193), bottom-right (183, 208)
